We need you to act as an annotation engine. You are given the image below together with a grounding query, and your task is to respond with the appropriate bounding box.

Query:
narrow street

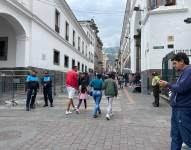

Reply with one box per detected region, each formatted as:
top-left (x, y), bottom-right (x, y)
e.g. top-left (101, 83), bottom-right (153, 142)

top-left (0, 87), bottom-right (171, 150)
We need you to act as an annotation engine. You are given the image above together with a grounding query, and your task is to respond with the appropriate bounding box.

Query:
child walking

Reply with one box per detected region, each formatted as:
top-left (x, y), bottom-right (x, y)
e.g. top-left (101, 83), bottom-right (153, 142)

top-left (76, 84), bottom-right (87, 113)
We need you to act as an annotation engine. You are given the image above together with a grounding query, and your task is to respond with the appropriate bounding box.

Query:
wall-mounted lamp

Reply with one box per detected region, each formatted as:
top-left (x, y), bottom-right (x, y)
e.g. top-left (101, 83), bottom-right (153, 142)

top-left (134, 6), bottom-right (144, 11)
top-left (184, 18), bottom-right (191, 24)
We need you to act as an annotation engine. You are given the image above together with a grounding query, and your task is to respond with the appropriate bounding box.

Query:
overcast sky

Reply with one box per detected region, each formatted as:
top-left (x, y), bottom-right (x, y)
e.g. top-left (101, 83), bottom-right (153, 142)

top-left (66, 0), bottom-right (127, 48)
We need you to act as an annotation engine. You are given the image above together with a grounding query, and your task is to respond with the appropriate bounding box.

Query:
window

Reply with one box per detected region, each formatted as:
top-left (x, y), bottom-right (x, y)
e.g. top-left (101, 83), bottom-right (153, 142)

top-left (64, 55), bottom-right (69, 68)
top-left (73, 30), bottom-right (76, 47)
top-left (82, 64), bottom-right (84, 72)
top-left (148, 0), bottom-right (176, 10)
top-left (53, 50), bottom-right (60, 65)
top-left (85, 66), bottom-right (87, 72)
top-left (78, 37), bottom-right (81, 51)
top-left (82, 41), bottom-right (84, 54)
top-left (0, 37), bottom-right (8, 60)
top-left (165, 0), bottom-right (176, 6)
top-left (55, 9), bottom-right (60, 33)
top-left (85, 45), bottom-right (87, 56)
top-left (168, 44), bottom-right (174, 49)
top-left (78, 62), bottom-right (80, 71)
top-left (72, 59), bottom-right (75, 68)
top-left (65, 21), bottom-right (69, 41)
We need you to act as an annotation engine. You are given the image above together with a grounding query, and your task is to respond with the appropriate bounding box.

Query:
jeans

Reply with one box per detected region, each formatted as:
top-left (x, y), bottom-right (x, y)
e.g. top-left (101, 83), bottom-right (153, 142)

top-left (92, 90), bottom-right (102, 116)
top-left (106, 97), bottom-right (113, 115)
top-left (171, 109), bottom-right (191, 150)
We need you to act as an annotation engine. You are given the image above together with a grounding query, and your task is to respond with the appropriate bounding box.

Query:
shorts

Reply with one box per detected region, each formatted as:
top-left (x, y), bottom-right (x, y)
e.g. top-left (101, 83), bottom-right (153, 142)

top-left (66, 86), bottom-right (76, 99)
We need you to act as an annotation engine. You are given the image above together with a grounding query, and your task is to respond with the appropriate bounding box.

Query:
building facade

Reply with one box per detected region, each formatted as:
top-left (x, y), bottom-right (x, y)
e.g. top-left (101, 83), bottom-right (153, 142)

top-left (0, 0), bottom-right (103, 95)
top-left (0, 0), bottom-right (97, 73)
top-left (120, 0), bottom-right (191, 94)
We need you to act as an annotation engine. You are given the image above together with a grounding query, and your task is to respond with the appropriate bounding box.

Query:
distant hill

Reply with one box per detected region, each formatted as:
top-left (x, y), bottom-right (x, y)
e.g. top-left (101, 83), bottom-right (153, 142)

top-left (103, 47), bottom-right (119, 66)
top-left (103, 47), bottom-right (119, 54)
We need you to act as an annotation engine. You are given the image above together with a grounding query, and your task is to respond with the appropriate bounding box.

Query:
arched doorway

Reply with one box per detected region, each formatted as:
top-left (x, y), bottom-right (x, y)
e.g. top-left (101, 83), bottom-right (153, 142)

top-left (0, 13), bottom-right (26, 68)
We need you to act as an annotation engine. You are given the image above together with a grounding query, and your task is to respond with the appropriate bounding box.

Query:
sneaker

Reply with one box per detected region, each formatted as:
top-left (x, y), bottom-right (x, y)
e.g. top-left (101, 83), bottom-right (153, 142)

top-left (93, 115), bottom-right (98, 118)
top-left (65, 111), bottom-right (69, 115)
top-left (43, 104), bottom-right (48, 107)
top-left (76, 109), bottom-right (80, 114)
top-left (65, 110), bottom-right (72, 115)
top-left (105, 114), bottom-right (110, 120)
top-left (50, 104), bottom-right (54, 107)
top-left (26, 108), bottom-right (30, 111)
top-left (98, 110), bottom-right (101, 115)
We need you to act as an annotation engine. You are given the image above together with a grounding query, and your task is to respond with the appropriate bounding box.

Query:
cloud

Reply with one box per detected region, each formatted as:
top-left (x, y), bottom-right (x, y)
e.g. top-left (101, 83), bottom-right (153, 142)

top-left (66, 0), bottom-right (126, 48)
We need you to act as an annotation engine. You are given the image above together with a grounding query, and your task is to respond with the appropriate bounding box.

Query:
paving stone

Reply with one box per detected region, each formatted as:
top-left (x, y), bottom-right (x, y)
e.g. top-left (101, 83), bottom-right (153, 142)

top-left (0, 88), bottom-right (172, 150)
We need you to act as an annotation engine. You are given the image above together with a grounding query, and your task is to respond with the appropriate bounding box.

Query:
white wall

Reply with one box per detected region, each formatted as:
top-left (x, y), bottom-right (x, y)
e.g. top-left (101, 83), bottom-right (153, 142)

top-left (141, 8), bottom-right (191, 71)
top-left (30, 21), bottom-right (93, 72)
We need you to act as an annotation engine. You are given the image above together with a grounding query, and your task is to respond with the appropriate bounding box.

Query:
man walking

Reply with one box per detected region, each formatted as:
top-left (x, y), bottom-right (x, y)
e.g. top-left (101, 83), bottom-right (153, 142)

top-left (159, 52), bottom-right (191, 150)
top-left (41, 71), bottom-right (54, 107)
top-left (102, 73), bottom-right (118, 120)
top-left (65, 66), bottom-right (78, 115)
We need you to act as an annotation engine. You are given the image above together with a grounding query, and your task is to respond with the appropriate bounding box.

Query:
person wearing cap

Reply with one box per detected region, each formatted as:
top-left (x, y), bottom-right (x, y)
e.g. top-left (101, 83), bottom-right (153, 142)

top-left (159, 52), bottom-right (191, 150)
top-left (151, 72), bottom-right (160, 107)
top-left (41, 71), bottom-right (54, 107)
top-left (26, 70), bottom-right (39, 111)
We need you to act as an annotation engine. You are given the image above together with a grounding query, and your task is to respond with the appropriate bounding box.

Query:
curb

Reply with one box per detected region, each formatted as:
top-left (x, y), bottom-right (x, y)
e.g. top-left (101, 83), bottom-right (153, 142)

top-left (160, 94), bottom-right (170, 104)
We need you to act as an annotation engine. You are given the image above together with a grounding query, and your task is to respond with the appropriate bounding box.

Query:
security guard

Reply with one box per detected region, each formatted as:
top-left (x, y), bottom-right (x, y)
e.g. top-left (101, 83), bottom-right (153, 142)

top-left (152, 72), bottom-right (160, 107)
top-left (41, 71), bottom-right (54, 107)
top-left (26, 70), bottom-right (39, 111)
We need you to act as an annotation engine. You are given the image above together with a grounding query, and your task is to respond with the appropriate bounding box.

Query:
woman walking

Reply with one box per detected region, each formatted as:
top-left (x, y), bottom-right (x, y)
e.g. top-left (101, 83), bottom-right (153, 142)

top-left (89, 74), bottom-right (103, 118)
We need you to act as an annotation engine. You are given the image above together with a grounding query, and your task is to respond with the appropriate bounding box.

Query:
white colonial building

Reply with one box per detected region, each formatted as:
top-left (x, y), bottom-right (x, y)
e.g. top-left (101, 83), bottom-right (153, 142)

top-left (120, 0), bottom-right (191, 93)
top-left (0, 0), bottom-right (97, 73)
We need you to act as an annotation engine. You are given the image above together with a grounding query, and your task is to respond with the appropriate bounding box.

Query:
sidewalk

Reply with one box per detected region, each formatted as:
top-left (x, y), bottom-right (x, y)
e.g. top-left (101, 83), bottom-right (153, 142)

top-left (0, 87), bottom-right (172, 150)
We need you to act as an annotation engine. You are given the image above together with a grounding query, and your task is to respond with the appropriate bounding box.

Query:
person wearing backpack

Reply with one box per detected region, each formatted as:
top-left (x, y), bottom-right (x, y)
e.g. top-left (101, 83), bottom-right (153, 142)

top-left (102, 73), bottom-right (118, 120)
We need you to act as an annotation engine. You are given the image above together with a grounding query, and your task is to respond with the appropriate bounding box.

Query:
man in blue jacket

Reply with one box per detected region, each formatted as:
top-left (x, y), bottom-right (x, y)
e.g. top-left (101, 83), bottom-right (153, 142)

top-left (160, 52), bottom-right (191, 150)
top-left (26, 70), bottom-right (39, 111)
top-left (41, 71), bottom-right (53, 107)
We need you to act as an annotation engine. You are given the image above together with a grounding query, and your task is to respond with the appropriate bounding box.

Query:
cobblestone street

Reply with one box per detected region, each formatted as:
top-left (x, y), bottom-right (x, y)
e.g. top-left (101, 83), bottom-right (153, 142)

top-left (0, 88), bottom-right (171, 150)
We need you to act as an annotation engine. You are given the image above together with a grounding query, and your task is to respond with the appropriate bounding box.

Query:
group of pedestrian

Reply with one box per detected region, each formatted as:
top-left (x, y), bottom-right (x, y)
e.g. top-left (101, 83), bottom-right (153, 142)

top-left (65, 65), bottom-right (118, 120)
top-left (26, 70), bottom-right (54, 111)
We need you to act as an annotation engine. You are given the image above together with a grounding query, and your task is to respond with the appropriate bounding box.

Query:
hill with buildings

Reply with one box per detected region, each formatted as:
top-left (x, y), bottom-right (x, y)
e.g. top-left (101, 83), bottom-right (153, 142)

top-left (103, 47), bottom-right (119, 66)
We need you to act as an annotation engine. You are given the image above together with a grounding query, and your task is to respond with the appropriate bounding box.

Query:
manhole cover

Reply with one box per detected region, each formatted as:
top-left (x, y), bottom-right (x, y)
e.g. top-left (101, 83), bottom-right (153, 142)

top-left (0, 130), bottom-right (21, 141)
